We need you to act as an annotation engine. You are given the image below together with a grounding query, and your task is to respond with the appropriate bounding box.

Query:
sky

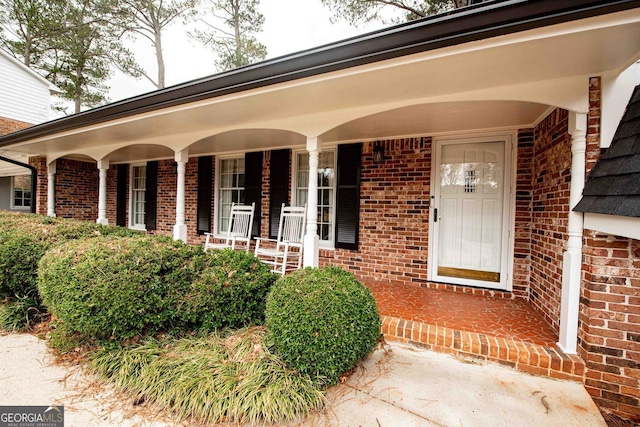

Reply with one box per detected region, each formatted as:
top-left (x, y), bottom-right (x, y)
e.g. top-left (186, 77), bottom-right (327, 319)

top-left (107, 0), bottom-right (390, 103)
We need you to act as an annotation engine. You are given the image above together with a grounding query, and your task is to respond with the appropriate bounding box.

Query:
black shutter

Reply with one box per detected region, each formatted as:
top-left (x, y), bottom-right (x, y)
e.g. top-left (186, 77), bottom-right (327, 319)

top-left (335, 143), bottom-right (361, 250)
top-left (197, 156), bottom-right (213, 234)
top-left (145, 161), bottom-right (158, 231)
top-left (269, 149), bottom-right (290, 239)
top-left (116, 164), bottom-right (128, 227)
top-left (244, 151), bottom-right (263, 237)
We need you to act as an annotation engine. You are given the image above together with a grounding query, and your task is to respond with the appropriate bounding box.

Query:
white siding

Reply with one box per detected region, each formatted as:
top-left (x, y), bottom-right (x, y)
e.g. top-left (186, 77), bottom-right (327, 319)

top-left (0, 51), bottom-right (51, 124)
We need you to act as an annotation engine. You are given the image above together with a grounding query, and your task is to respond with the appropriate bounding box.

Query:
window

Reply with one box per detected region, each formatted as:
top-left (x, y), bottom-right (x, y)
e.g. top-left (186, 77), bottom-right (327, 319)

top-left (12, 175), bottom-right (31, 209)
top-left (217, 158), bottom-right (245, 233)
top-left (295, 151), bottom-right (335, 245)
top-left (131, 165), bottom-right (146, 228)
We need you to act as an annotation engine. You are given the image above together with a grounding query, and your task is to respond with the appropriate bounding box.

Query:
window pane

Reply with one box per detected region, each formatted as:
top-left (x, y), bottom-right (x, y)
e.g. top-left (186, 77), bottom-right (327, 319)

top-left (218, 158), bottom-right (245, 233)
top-left (131, 166), bottom-right (146, 227)
top-left (296, 151), bottom-right (335, 244)
top-left (13, 175), bottom-right (31, 208)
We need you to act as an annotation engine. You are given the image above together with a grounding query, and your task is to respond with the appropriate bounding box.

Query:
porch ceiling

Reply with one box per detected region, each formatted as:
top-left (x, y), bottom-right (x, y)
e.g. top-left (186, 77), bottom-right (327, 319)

top-left (5, 7), bottom-right (640, 163)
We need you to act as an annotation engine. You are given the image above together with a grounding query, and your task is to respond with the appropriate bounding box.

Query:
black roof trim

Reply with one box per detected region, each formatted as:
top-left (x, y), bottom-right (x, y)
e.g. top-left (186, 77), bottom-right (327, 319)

top-left (1, 0), bottom-right (639, 147)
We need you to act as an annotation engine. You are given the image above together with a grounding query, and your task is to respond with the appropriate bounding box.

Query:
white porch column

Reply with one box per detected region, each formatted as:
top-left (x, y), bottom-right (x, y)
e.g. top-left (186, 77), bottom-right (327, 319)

top-left (47, 160), bottom-right (56, 217)
top-left (96, 159), bottom-right (109, 225)
top-left (303, 138), bottom-right (320, 268)
top-left (173, 149), bottom-right (189, 243)
top-left (558, 112), bottom-right (587, 354)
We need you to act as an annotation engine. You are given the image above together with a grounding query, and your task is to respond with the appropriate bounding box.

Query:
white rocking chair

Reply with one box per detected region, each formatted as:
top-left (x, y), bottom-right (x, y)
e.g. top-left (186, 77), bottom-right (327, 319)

top-left (204, 203), bottom-right (255, 252)
top-left (254, 204), bottom-right (306, 275)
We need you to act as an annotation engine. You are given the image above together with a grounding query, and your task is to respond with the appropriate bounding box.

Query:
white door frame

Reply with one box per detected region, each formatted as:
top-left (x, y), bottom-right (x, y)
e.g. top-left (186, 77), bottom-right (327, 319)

top-left (427, 133), bottom-right (516, 291)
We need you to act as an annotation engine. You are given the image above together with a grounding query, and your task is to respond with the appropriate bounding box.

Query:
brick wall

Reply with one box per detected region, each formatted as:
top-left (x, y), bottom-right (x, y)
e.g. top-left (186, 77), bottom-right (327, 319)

top-left (514, 129), bottom-right (534, 298)
top-left (580, 232), bottom-right (640, 421)
top-left (0, 117), bottom-right (31, 135)
top-left (28, 156), bottom-right (48, 215)
top-left (149, 159), bottom-right (176, 238)
top-left (106, 166), bottom-right (119, 225)
top-left (529, 108), bottom-right (571, 334)
top-left (586, 77), bottom-right (602, 175)
top-left (55, 159), bottom-right (98, 221)
top-left (319, 138), bottom-right (431, 285)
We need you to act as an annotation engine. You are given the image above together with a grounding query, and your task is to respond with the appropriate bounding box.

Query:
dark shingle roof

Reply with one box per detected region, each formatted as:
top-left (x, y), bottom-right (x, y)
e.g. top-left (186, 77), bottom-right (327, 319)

top-left (574, 84), bottom-right (640, 217)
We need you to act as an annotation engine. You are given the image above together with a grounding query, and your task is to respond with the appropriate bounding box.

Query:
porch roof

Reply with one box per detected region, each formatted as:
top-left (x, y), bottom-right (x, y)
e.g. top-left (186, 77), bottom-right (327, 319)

top-left (0, 0), bottom-right (639, 163)
top-left (575, 84), bottom-right (640, 218)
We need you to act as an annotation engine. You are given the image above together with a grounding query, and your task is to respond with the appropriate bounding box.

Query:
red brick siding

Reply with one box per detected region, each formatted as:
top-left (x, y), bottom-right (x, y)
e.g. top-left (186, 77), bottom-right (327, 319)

top-left (148, 160), bottom-right (176, 238)
top-left (514, 129), bottom-right (534, 298)
top-left (28, 156), bottom-right (47, 215)
top-left (0, 117), bottom-right (31, 135)
top-left (586, 76), bottom-right (602, 175)
top-left (580, 232), bottom-right (640, 421)
top-left (106, 166), bottom-right (120, 225)
top-left (54, 159), bottom-right (98, 221)
top-left (530, 108), bottom-right (571, 334)
top-left (319, 138), bottom-right (431, 285)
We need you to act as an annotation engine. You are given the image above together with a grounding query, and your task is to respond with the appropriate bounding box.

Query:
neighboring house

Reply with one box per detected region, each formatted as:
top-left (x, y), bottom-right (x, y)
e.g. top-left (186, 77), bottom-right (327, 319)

top-left (0, 0), bottom-right (640, 420)
top-left (0, 48), bottom-right (57, 212)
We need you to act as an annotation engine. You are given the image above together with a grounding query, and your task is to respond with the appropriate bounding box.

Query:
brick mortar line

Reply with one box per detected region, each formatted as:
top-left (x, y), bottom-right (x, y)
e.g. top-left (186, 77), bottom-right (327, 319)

top-left (381, 315), bottom-right (585, 382)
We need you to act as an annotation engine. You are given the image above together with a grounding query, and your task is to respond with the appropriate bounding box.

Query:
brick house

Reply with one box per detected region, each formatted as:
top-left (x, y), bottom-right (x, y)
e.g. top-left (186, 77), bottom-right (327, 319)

top-left (0, 48), bottom-right (57, 213)
top-left (1, 0), bottom-right (640, 420)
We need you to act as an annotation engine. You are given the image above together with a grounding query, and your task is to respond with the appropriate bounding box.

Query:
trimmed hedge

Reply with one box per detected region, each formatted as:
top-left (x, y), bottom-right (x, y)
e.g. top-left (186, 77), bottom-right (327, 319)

top-left (38, 237), bottom-right (197, 341)
top-left (0, 212), bottom-right (141, 300)
top-left (177, 249), bottom-right (277, 330)
top-left (37, 236), bottom-right (277, 343)
top-left (265, 267), bottom-right (381, 385)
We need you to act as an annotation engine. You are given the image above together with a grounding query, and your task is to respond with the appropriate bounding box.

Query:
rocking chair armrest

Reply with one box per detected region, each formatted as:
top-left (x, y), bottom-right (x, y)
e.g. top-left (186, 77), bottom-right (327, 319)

top-left (254, 237), bottom-right (278, 244)
top-left (254, 237), bottom-right (278, 253)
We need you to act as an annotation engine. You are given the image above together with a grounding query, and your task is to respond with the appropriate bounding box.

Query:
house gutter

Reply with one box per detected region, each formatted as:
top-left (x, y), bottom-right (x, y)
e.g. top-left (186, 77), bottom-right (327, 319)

top-left (0, 0), bottom-right (639, 148)
top-left (0, 156), bottom-right (37, 214)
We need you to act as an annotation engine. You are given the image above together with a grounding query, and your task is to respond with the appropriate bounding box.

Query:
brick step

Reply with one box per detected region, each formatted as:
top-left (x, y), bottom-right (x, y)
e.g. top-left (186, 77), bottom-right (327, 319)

top-left (381, 315), bottom-right (586, 382)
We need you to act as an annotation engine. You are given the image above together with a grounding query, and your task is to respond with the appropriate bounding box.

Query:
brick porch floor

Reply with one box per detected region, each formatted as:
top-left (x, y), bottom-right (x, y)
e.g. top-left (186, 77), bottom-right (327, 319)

top-left (365, 281), bottom-right (586, 382)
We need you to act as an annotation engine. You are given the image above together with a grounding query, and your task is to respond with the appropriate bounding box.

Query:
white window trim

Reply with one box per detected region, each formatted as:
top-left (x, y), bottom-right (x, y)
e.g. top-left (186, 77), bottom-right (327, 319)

top-left (214, 155), bottom-right (246, 238)
top-left (10, 175), bottom-right (31, 211)
top-left (129, 163), bottom-right (147, 231)
top-left (292, 147), bottom-right (337, 249)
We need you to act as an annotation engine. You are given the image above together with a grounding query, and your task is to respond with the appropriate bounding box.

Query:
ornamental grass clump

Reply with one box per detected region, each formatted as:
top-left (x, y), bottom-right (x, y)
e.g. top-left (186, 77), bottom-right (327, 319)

top-left (265, 266), bottom-right (381, 385)
top-left (89, 327), bottom-right (325, 425)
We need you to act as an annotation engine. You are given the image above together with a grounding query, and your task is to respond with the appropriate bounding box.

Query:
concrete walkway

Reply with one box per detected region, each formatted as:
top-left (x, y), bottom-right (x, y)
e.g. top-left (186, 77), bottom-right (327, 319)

top-left (306, 342), bottom-right (606, 427)
top-left (0, 333), bottom-right (606, 427)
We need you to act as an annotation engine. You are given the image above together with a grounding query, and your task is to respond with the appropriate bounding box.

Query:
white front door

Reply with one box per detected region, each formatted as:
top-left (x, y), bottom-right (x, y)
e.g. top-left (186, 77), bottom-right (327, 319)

top-left (430, 137), bottom-right (512, 290)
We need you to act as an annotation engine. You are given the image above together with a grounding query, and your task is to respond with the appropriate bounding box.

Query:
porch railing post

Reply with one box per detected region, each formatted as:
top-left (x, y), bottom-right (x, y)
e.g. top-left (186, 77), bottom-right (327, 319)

top-left (303, 137), bottom-right (320, 268)
top-left (96, 159), bottom-right (109, 225)
top-left (558, 112), bottom-right (587, 354)
top-left (173, 149), bottom-right (188, 243)
top-left (47, 160), bottom-right (56, 218)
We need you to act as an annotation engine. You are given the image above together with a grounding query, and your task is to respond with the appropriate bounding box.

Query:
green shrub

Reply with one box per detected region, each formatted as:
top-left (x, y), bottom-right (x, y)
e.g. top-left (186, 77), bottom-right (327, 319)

top-left (37, 236), bottom-right (198, 341)
top-left (177, 249), bottom-right (277, 330)
top-left (0, 212), bottom-right (141, 300)
top-left (265, 267), bottom-right (381, 385)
